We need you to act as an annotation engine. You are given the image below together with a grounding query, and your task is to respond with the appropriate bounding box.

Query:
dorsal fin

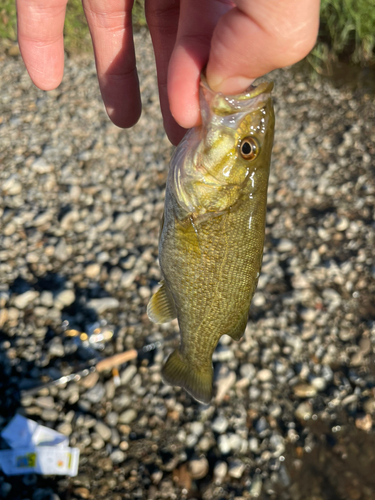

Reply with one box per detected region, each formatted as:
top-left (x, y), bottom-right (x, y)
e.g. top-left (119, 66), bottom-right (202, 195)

top-left (147, 280), bottom-right (177, 324)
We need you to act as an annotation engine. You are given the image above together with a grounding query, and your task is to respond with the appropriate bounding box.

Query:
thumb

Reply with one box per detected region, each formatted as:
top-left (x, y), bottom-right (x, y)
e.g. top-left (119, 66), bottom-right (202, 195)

top-left (206, 0), bottom-right (320, 94)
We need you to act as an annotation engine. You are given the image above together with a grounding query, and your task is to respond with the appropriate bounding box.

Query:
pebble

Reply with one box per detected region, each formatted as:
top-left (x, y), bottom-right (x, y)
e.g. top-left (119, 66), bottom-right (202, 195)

top-left (277, 239), bottom-right (294, 252)
top-left (190, 421), bottom-right (204, 436)
top-left (85, 263), bottom-right (101, 279)
top-left (293, 383), bottom-right (317, 398)
top-left (188, 457), bottom-right (209, 479)
top-left (211, 415), bottom-right (229, 434)
top-left (213, 461), bottom-right (228, 481)
top-left (228, 459), bottom-right (246, 479)
top-left (295, 402), bottom-right (313, 420)
top-left (54, 289), bottom-right (75, 308)
top-left (60, 210), bottom-right (79, 230)
top-left (87, 297), bottom-right (120, 313)
top-left (2, 175), bottom-right (22, 195)
top-left (14, 290), bottom-right (39, 309)
top-left (239, 363), bottom-right (256, 379)
top-left (85, 383), bottom-right (106, 403)
top-left (355, 414), bottom-right (372, 432)
top-left (255, 417), bottom-right (269, 435)
top-left (249, 474), bottom-right (263, 498)
top-left (110, 449), bottom-right (126, 464)
top-left (310, 377), bottom-right (327, 392)
top-left (120, 365), bottom-right (137, 385)
top-left (95, 421), bottom-right (112, 441)
top-left (48, 339), bottom-right (65, 357)
top-left (74, 488), bottom-right (90, 499)
top-left (91, 433), bottom-right (105, 450)
top-left (80, 372), bottom-right (99, 389)
top-left (35, 396), bottom-right (55, 409)
top-left (257, 369), bottom-right (273, 382)
top-left (106, 411), bottom-right (119, 427)
top-left (57, 422), bottom-right (72, 436)
top-left (41, 409), bottom-right (59, 421)
top-left (31, 158), bottom-right (53, 174)
top-left (215, 367), bottom-right (236, 402)
top-left (40, 291), bottom-right (54, 307)
top-left (217, 434), bottom-right (231, 455)
top-left (118, 409), bottom-right (137, 424)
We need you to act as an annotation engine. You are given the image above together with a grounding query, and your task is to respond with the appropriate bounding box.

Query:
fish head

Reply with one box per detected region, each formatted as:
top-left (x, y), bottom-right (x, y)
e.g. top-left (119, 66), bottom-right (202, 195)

top-left (172, 78), bottom-right (275, 216)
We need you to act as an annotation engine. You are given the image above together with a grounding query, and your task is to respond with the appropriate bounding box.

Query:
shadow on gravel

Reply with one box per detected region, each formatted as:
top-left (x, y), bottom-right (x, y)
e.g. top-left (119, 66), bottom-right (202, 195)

top-left (278, 415), bottom-right (375, 500)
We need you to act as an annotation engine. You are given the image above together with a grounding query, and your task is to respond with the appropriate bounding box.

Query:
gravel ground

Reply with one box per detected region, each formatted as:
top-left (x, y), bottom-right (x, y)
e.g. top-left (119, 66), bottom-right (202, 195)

top-left (1, 29), bottom-right (375, 500)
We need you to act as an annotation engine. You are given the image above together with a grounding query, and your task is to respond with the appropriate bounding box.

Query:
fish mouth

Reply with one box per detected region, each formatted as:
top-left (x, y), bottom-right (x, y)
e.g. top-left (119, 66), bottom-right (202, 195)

top-left (200, 75), bottom-right (273, 118)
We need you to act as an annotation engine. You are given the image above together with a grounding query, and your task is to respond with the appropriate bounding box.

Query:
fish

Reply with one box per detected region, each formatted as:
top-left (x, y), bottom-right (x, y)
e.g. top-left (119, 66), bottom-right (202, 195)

top-left (147, 76), bottom-right (275, 404)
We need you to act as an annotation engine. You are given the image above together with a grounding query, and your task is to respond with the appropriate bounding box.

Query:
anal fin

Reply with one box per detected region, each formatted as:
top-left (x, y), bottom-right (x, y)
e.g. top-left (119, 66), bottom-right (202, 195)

top-left (147, 280), bottom-right (177, 324)
top-left (227, 311), bottom-right (248, 341)
top-left (162, 349), bottom-right (213, 404)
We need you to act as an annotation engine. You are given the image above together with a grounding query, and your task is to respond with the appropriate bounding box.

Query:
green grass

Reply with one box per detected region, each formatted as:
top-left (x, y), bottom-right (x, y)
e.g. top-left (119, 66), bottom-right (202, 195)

top-left (0, 0), bottom-right (146, 53)
top-left (1, 0), bottom-right (374, 66)
top-left (313, 0), bottom-right (375, 67)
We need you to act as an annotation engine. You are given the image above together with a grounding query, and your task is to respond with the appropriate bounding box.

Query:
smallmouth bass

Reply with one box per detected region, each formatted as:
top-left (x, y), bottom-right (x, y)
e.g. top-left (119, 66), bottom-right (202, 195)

top-left (148, 77), bottom-right (275, 403)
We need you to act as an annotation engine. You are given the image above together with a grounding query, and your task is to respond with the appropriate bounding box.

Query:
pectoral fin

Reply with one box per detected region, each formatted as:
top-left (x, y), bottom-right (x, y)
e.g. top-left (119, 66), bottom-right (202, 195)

top-left (147, 280), bottom-right (177, 324)
top-left (227, 311), bottom-right (248, 341)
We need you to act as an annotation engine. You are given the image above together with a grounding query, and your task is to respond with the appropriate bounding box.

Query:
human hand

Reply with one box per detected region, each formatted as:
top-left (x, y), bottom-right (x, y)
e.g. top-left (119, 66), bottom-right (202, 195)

top-left (16, 0), bottom-right (320, 146)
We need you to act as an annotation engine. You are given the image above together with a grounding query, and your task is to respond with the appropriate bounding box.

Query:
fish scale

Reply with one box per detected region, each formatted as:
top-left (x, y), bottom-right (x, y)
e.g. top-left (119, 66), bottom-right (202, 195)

top-left (148, 77), bottom-right (275, 403)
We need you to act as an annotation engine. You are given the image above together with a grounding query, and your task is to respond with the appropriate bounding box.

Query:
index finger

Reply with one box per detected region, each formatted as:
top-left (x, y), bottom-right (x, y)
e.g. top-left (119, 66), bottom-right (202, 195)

top-left (16, 0), bottom-right (68, 90)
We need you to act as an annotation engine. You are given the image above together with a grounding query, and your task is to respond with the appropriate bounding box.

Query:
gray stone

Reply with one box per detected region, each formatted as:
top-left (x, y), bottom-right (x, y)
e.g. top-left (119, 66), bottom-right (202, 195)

top-left (85, 383), bottom-right (106, 403)
top-left (119, 409), bottom-right (137, 424)
top-left (110, 449), bottom-right (126, 464)
top-left (95, 421), bottom-right (112, 441)
top-left (120, 365), bottom-right (137, 385)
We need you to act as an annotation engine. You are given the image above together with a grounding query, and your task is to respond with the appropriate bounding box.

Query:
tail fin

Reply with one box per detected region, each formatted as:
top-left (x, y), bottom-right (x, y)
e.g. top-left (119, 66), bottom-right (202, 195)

top-left (161, 349), bottom-right (213, 404)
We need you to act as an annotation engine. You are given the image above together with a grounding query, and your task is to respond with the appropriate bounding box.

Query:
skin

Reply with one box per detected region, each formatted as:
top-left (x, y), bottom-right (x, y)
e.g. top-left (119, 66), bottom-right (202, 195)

top-left (16, 0), bottom-right (320, 145)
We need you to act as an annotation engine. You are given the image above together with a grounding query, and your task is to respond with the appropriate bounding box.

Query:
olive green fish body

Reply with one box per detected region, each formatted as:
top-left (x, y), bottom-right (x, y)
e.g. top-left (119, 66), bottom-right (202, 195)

top-left (148, 79), bottom-right (275, 403)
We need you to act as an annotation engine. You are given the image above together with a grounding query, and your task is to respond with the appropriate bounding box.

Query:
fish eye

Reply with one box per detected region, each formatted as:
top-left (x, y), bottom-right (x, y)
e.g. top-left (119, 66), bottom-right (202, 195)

top-left (240, 136), bottom-right (259, 160)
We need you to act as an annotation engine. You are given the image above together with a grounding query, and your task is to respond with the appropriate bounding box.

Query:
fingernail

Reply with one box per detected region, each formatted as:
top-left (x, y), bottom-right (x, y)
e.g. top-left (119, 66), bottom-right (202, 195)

top-left (207, 75), bottom-right (255, 95)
